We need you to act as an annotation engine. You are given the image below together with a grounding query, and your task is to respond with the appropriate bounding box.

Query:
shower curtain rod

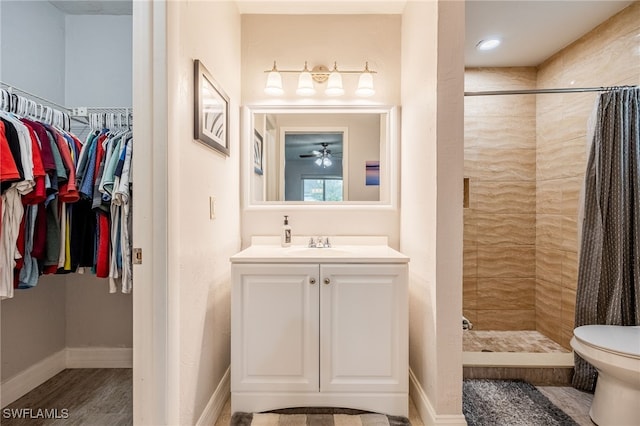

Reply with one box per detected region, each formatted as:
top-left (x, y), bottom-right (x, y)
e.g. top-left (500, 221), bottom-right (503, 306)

top-left (464, 85), bottom-right (638, 96)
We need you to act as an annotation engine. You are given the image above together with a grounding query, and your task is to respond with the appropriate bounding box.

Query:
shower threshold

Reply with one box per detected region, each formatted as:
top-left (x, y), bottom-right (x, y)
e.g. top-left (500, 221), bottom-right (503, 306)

top-left (463, 351), bottom-right (573, 368)
top-left (463, 330), bottom-right (574, 384)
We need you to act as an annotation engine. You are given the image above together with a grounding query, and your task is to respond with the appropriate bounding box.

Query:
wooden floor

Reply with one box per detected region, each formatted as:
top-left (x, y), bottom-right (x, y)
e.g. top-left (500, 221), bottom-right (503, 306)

top-left (2, 368), bottom-right (593, 426)
top-left (538, 386), bottom-right (595, 426)
top-left (2, 369), bottom-right (132, 426)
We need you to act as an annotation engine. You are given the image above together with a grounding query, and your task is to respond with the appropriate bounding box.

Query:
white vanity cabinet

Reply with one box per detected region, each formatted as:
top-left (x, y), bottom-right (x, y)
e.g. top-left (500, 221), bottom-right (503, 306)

top-left (230, 244), bottom-right (409, 416)
top-left (231, 263), bottom-right (320, 393)
top-left (319, 264), bottom-right (407, 395)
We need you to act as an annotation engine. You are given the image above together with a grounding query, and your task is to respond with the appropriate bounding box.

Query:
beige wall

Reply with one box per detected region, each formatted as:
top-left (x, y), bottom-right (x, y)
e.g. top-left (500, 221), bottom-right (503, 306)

top-left (166, 1), bottom-right (242, 424)
top-left (463, 68), bottom-right (538, 331)
top-left (241, 14), bottom-right (401, 106)
top-left (65, 278), bottom-right (133, 348)
top-left (240, 14), bottom-right (401, 248)
top-left (401, 1), bottom-right (465, 422)
top-left (1, 278), bottom-right (66, 380)
top-left (535, 2), bottom-right (640, 348)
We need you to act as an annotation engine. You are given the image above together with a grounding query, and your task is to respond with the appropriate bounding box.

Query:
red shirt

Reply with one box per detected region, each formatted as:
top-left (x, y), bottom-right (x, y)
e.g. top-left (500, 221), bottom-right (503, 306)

top-left (20, 120), bottom-right (46, 205)
top-left (0, 121), bottom-right (20, 183)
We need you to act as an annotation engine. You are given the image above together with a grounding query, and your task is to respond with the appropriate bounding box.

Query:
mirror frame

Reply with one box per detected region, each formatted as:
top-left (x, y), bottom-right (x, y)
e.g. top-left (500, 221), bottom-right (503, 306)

top-left (242, 105), bottom-right (399, 210)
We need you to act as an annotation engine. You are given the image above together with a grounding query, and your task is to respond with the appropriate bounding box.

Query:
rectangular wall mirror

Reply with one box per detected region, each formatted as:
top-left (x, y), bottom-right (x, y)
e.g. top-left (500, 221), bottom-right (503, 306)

top-left (242, 106), bottom-right (398, 207)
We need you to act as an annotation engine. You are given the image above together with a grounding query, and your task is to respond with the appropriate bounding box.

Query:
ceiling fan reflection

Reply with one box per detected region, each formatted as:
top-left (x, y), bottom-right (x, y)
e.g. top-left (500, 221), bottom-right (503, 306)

top-left (299, 142), bottom-right (341, 168)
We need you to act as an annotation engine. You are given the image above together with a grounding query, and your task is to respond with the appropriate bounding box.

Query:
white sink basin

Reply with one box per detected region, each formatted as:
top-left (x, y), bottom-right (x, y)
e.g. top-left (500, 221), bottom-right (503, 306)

top-left (283, 247), bottom-right (353, 257)
top-left (230, 238), bottom-right (410, 264)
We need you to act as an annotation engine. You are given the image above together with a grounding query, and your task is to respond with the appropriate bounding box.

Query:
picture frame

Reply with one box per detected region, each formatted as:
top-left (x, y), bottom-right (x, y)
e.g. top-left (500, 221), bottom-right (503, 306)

top-left (194, 59), bottom-right (230, 156)
top-left (253, 129), bottom-right (264, 175)
top-left (365, 160), bottom-right (380, 186)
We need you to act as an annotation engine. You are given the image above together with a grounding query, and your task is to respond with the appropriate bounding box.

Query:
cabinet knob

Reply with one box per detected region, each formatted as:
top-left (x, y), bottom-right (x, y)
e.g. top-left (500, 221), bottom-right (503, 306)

top-left (324, 278), bottom-right (331, 285)
top-left (309, 277), bottom-right (316, 285)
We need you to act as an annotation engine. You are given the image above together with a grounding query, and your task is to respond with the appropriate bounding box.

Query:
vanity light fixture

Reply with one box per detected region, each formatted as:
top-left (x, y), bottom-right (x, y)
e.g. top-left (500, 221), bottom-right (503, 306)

top-left (264, 61), bottom-right (376, 97)
top-left (325, 62), bottom-right (345, 97)
top-left (355, 62), bottom-right (375, 97)
top-left (296, 62), bottom-right (316, 96)
top-left (264, 61), bottom-right (284, 96)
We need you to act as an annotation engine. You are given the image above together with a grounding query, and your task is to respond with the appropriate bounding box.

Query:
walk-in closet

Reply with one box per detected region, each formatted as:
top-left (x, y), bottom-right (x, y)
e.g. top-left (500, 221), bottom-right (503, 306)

top-left (0, 1), bottom-right (133, 423)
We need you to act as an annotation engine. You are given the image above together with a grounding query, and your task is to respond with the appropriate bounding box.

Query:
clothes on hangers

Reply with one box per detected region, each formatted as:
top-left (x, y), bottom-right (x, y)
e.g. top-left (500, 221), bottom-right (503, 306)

top-left (0, 101), bottom-right (133, 299)
top-left (73, 125), bottom-right (133, 293)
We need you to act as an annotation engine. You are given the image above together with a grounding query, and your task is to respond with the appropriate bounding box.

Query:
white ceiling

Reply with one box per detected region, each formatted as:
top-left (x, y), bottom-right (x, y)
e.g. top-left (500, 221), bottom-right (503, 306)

top-left (49, 0), bottom-right (132, 15)
top-left (48, 0), bottom-right (636, 67)
top-left (465, 0), bottom-right (634, 67)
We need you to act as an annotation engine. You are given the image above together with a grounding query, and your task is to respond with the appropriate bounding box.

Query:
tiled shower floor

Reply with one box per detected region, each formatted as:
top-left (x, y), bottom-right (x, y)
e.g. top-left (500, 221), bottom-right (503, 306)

top-left (463, 330), bottom-right (570, 353)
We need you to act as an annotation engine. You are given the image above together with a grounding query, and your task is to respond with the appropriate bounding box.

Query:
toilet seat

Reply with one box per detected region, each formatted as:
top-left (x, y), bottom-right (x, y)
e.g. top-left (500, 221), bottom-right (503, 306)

top-left (573, 325), bottom-right (640, 359)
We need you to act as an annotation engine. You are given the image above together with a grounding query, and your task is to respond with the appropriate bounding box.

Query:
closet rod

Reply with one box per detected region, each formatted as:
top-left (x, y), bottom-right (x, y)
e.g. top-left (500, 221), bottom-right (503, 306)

top-left (0, 81), bottom-right (68, 111)
top-left (0, 80), bottom-right (87, 130)
top-left (464, 85), bottom-right (638, 96)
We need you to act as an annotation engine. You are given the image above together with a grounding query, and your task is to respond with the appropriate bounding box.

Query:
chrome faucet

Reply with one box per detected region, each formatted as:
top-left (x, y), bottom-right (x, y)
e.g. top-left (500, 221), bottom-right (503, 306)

top-left (308, 236), bottom-right (331, 248)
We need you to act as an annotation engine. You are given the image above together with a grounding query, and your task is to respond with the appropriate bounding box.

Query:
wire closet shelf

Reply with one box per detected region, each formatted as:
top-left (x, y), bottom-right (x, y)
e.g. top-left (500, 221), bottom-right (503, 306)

top-left (0, 81), bottom-right (132, 140)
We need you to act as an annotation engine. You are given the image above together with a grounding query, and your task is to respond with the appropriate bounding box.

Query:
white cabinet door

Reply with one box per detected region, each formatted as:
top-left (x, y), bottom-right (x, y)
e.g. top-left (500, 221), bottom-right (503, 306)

top-left (232, 264), bottom-right (319, 392)
top-left (319, 264), bottom-right (408, 393)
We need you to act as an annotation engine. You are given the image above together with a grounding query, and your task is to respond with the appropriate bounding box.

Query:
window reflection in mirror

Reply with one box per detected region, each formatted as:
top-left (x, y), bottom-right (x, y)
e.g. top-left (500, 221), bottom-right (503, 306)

top-left (250, 109), bottom-right (390, 204)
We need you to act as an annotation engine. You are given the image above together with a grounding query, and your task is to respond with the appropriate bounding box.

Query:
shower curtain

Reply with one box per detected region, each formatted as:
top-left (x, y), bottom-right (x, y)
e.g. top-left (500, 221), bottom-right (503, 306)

top-left (573, 87), bottom-right (640, 391)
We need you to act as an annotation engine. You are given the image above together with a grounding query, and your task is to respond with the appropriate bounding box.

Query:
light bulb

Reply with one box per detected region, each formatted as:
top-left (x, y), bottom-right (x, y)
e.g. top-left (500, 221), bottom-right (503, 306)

top-left (325, 64), bottom-right (344, 96)
top-left (315, 158), bottom-right (323, 166)
top-left (296, 71), bottom-right (315, 96)
top-left (476, 38), bottom-right (501, 51)
top-left (264, 62), bottom-right (284, 96)
top-left (356, 71), bottom-right (375, 97)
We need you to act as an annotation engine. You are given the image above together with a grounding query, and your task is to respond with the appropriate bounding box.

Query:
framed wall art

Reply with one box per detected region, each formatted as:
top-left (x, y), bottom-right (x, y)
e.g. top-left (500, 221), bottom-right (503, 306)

top-left (366, 160), bottom-right (380, 186)
top-left (194, 59), bottom-right (230, 156)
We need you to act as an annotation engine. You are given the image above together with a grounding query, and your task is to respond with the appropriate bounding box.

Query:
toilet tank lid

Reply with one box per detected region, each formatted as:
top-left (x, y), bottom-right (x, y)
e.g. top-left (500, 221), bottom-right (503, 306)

top-left (574, 325), bottom-right (640, 357)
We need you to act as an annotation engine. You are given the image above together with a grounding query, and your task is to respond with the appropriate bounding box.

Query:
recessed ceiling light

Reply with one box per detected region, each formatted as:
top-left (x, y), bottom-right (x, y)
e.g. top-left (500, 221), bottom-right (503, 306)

top-left (476, 39), bottom-right (501, 51)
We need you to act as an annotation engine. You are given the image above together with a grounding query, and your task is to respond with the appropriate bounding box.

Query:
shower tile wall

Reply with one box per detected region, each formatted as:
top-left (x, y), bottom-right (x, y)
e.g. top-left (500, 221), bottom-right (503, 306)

top-left (535, 2), bottom-right (640, 349)
top-left (464, 3), bottom-right (639, 347)
top-left (464, 68), bottom-right (538, 331)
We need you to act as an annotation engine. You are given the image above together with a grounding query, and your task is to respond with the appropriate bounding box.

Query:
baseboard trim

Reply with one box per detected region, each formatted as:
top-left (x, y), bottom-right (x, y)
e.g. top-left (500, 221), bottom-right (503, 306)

top-left (196, 366), bottom-right (230, 426)
top-left (409, 368), bottom-right (468, 426)
top-left (66, 347), bottom-right (133, 368)
top-left (1, 350), bottom-right (66, 408)
top-left (1, 347), bottom-right (133, 408)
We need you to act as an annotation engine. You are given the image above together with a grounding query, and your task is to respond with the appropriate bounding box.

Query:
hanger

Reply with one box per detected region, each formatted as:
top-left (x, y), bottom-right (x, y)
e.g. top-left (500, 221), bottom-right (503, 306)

top-left (0, 89), bottom-right (10, 112)
top-left (53, 110), bottom-right (63, 128)
top-left (38, 104), bottom-right (46, 122)
top-left (44, 106), bottom-right (53, 125)
top-left (18, 95), bottom-right (29, 117)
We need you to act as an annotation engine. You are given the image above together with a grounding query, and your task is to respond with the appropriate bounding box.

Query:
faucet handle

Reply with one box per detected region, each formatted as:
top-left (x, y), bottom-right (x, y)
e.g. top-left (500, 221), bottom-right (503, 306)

top-left (324, 237), bottom-right (331, 248)
top-left (308, 237), bottom-right (316, 248)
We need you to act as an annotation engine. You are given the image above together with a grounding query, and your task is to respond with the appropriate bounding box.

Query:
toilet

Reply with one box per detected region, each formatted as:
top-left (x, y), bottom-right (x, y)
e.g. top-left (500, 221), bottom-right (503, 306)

top-left (571, 325), bottom-right (640, 426)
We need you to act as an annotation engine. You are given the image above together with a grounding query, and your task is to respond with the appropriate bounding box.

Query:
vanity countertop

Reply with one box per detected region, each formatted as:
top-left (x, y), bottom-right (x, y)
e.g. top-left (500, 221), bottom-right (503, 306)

top-left (230, 237), bottom-right (409, 264)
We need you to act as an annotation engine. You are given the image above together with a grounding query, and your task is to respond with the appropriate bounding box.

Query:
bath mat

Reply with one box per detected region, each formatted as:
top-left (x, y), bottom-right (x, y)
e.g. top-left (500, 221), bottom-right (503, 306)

top-left (230, 408), bottom-right (411, 426)
top-left (463, 379), bottom-right (578, 426)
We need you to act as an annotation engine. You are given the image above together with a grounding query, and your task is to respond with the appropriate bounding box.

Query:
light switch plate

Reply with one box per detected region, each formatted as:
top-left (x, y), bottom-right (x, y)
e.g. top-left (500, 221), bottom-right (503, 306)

top-left (209, 196), bottom-right (216, 220)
